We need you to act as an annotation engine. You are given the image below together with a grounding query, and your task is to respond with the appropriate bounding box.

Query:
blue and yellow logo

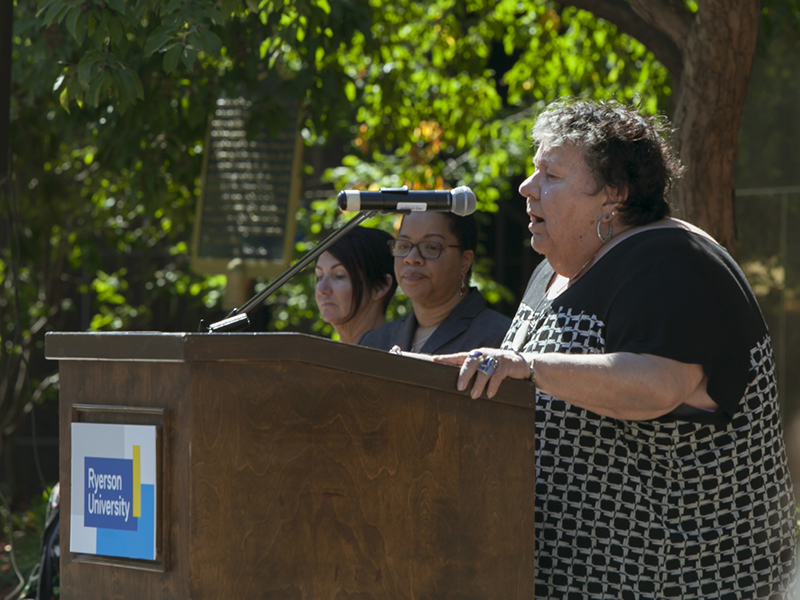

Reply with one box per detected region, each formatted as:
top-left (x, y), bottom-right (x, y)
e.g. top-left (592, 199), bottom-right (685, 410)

top-left (83, 444), bottom-right (155, 559)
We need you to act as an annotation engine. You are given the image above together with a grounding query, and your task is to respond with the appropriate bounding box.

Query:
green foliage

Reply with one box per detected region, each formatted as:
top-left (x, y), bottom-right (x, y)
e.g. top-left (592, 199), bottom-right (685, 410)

top-left (0, 486), bottom-right (54, 597)
top-left (761, 0), bottom-right (800, 38)
top-left (2, 0), bottom-right (232, 459)
top-left (35, 0), bottom-right (237, 112)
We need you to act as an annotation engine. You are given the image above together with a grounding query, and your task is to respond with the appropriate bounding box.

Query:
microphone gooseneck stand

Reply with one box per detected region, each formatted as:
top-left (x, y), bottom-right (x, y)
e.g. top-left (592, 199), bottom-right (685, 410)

top-left (200, 210), bottom-right (378, 333)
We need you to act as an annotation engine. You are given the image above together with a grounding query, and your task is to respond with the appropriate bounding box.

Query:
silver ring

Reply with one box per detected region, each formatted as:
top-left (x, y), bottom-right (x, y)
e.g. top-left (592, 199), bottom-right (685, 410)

top-left (468, 350), bottom-right (483, 359)
top-left (477, 356), bottom-right (499, 377)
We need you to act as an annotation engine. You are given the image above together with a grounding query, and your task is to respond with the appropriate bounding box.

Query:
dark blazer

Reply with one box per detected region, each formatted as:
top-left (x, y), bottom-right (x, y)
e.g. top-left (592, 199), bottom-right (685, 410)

top-left (358, 288), bottom-right (511, 354)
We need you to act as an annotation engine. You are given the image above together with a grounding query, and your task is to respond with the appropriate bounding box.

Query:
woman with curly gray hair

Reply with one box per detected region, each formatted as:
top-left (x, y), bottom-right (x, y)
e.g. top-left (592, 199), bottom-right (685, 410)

top-left (436, 99), bottom-right (796, 598)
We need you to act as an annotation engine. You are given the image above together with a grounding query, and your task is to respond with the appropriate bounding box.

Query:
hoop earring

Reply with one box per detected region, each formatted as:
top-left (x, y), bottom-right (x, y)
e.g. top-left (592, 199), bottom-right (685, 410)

top-left (597, 220), bottom-right (613, 243)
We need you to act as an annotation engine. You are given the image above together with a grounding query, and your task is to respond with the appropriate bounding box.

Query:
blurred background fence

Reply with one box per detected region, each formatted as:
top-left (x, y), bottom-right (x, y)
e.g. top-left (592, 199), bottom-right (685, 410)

top-left (736, 185), bottom-right (800, 424)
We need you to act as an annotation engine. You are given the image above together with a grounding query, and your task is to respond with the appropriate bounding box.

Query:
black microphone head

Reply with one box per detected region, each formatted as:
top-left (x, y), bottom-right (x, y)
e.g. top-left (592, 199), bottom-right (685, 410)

top-left (450, 186), bottom-right (477, 216)
top-left (336, 190), bottom-right (348, 211)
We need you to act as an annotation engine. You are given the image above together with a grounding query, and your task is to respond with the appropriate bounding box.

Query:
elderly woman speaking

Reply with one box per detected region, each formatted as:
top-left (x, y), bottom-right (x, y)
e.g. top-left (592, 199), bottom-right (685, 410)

top-left (435, 99), bottom-right (796, 598)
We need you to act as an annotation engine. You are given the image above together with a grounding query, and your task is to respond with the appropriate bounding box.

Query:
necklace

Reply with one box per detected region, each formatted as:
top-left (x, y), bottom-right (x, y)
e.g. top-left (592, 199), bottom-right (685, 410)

top-left (547, 250), bottom-right (600, 299)
top-left (411, 325), bottom-right (438, 349)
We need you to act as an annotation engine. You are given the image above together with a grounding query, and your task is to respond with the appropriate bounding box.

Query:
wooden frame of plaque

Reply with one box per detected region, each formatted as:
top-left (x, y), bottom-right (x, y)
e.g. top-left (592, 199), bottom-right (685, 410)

top-left (69, 404), bottom-right (169, 573)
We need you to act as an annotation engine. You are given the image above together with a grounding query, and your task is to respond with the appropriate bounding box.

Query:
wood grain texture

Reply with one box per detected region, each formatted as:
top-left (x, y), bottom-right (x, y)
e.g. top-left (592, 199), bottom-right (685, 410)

top-left (189, 361), bottom-right (535, 600)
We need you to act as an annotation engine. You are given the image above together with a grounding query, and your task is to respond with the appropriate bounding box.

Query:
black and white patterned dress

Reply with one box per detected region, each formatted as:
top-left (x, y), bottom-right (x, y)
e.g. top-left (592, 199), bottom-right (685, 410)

top-left (503, 228), bottom-right (796, 598)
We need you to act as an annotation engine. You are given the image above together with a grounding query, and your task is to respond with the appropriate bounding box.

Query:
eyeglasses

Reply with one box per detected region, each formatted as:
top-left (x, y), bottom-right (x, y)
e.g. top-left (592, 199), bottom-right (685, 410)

top-left (388, 240), bottom-right (462, 260)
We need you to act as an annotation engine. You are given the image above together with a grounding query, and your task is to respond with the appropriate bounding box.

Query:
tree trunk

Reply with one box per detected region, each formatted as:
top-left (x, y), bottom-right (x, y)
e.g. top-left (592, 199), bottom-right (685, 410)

top-left (669, 0), bottom-right (761, 255)
top-left (563, 0), bottom-right (762, 254)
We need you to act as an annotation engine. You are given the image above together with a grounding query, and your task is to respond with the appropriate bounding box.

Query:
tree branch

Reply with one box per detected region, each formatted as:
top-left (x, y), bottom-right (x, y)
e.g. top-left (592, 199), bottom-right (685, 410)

top-left (558, 0), bottom-right (684, 84)
top-left (629, 0), bottom-right (692, 48)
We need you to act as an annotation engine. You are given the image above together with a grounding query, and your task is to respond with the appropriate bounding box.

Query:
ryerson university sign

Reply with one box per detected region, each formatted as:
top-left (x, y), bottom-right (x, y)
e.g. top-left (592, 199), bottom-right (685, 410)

top-left (85, 458), bottom-right (135, 526)
top-left (70, 423), bottom-right (157, 561)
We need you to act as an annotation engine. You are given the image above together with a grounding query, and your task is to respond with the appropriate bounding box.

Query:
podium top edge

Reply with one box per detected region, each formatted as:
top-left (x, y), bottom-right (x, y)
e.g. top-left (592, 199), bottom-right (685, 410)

top-left (44, 332), bottom-right (536, 411)
top-left (44, 331), bottom-right (333, 361)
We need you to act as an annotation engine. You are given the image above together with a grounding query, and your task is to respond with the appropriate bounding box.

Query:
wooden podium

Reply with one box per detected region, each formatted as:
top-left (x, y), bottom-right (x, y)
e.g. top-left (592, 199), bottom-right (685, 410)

top-left (46, 332), bottom-right (536, 600)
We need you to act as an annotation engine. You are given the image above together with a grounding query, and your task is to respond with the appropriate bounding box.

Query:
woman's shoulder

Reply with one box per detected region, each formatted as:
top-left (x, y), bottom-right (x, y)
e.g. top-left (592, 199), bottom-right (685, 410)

top-left (474, 305), bottom-right (512, 328)
top-left (443, 295), bottom-right (510, 352)
top-left (460, 289), bottom-right (511, 323)
top-left (357, 315), bottom-right (409, 349)
top-left (611, 219), bottom-right (726, 257)
top-left (594, 222), bottom-right (740, 285)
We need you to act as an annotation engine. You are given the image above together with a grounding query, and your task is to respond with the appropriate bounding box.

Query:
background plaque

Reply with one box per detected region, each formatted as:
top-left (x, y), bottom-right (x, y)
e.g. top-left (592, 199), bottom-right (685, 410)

top-left (192, 96), bottom-right (303, 278)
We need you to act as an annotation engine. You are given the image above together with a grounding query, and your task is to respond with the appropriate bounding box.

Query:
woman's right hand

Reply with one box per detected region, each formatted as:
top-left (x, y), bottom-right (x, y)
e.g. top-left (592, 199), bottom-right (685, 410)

top-left (434, 348), bottom-right (531, 399)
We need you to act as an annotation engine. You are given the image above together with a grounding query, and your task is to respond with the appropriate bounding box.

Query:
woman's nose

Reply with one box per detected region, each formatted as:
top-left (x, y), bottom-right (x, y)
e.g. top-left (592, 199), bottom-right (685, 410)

top-left (519, 172), bottom-right (539, 199)
top-left (403, 246), bottom-right (425, 264)
top-left (316, 278), bottom-right (330, 295)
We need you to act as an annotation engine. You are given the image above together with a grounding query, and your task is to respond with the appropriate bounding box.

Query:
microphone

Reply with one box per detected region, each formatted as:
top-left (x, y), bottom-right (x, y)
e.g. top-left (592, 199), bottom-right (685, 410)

top-left (337, 186), bottom-right (476, 216)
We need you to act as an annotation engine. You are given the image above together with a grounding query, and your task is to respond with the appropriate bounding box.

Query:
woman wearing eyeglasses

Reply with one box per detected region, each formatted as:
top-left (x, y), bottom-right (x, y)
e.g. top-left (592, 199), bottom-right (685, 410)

top-left (358, 212), bottom-right (511, 354)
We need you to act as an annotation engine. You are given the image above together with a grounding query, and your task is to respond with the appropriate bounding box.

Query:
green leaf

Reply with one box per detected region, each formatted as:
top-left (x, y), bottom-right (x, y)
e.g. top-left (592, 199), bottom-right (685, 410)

top-left (35, 0), bottom-right (58, 18)
top-left (181, 47), bottom-right (197, 71)
top-left (108, 17), bottom-right (124, 45)
top-left (118, 67), bottom-right (144, 101)
top-left (199, 30), bottom-right (223, 55)
top-left (131, 70), bottom-right (144, 99)
top-left (161, 0), bottom-right (181, 15)
top-left (143, 25), bottom-right (174, 56)
top-left (105, 0), bottom-right (126, 15)
top-left (186, 32), bottom-right (204, 52)
top-left (54, 1), bottom-right (72, 24)
top-left (59, 87), bottom-right (70, 113)
top-left (43, 1), bottom-right (69, 26)
top-left (345, 81), bottom-right (356, 102)
top-left (205, 8), bottom-right (225, 24)
top-left (75, 10), bottom-right (90, 45)
top-left (163, 44), bottom-right (181, 73)
top-left (116, 67), bottom-right (136, 102)
top-left (87, 14), bottom-right (96, 40)
top-left (87, 73), bottom-right (104, 106)
top-left (77, 57), bottom-right (94, 88)
top-left (144, 32), bottom-right (171, 56)
top-left (65, 6), bottom-right (82, 41)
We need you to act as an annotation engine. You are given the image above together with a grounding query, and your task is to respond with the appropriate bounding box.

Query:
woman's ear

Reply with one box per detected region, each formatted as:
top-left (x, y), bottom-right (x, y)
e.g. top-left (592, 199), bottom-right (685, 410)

top-left (371, 274), bottom-right (394, 302)
top-left (603, 184), bottom-right (628, 212)
top-left (460, 249), bottom-right (475, 277)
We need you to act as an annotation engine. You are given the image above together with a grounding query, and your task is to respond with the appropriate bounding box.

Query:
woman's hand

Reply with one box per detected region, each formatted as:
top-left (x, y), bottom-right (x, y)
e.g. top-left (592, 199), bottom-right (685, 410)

top-left (433, 348), bottom-right (531, 399)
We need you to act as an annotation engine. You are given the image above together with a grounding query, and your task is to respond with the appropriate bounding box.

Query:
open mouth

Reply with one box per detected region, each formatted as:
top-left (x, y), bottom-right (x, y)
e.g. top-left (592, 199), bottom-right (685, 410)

top-left (528, 215), bottom-right (544, 230)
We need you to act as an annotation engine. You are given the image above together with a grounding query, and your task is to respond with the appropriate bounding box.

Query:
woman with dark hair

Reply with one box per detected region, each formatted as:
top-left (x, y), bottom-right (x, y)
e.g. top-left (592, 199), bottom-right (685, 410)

top-left (314, 226), bottom-right (397, 345)
top-left (358, 211), bottom-right (510, 354)
top-left (436, 99), bottom-right (796, 597)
